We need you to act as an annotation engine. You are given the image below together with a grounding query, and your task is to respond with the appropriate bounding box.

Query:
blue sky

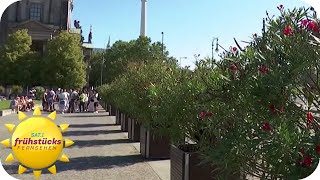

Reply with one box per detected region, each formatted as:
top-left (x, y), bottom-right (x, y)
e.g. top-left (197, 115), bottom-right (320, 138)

top-left (72, 0), bottom-right (310, 67)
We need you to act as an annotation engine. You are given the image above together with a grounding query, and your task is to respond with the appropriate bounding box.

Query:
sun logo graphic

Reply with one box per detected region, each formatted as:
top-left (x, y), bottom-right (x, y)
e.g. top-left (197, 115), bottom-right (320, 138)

top-left (0, 107), bottom-right (74, 179)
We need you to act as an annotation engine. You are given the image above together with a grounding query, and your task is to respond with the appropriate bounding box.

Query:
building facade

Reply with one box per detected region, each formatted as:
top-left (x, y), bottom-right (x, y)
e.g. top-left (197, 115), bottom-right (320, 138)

top-left (0, 0), bottom-right (73, 52)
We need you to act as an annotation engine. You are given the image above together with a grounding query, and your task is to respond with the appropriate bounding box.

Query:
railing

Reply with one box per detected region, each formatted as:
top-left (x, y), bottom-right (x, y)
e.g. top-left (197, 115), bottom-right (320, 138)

top-left (82, 42), bottom-right (94, 49)
top-left (69, 28), bottom-right (81, 34)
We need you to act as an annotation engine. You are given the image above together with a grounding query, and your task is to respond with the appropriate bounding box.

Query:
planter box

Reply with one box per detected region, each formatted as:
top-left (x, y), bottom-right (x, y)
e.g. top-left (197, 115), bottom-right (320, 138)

top-left (0, 109), bottom-right (14, 117)
top-left (115, 110), bottom-right (121, 125)
top-left (104, 102), bottom-right (108, 110)
top-left (107, 105), bottom-right (112, 116)
top-left (140, 126), bottom-right (170, 159)
top-left (120, 113), bottom-right (128, 132)
top-left (108, 105), bottom-right (116, 116)
top-left (128, 118), bottom-right (140, 142)
top-left (170, 144), bottom-right (239, 180)
top-left (111, 106), bottom-right (117, 116)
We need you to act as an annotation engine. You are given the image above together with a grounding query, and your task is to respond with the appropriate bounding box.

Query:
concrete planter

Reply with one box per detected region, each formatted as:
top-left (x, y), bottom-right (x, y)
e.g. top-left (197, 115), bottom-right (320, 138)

top-left (111, 105), bottom-right (117, 116)
top-left (100, 102), bottom-right (107, 110)
top-left (170, 144), bottom-right (239, 180)
top-left (107, 104), bottom-right (112, 116)
top-left (115, 109), bottom-right (121, 125)
top-left (120, 113), bottom-right (128, 132)
top-left (128, 118), bottom-right (140, 142)
top-left (140, 126), bottom-right (170, 159)
top-left (0, 109), bottom-right (14, 116)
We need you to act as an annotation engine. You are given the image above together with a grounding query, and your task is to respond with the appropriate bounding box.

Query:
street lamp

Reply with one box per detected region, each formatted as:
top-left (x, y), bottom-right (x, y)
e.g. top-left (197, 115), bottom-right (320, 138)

top-left (161, 32), bottom-right (164, 56)
top-left (100, 55), bottom-right (104, 86)
top-left (212, 37), bottom-right (219, 61)
top-left (179, 57), bottom-right (187, 66)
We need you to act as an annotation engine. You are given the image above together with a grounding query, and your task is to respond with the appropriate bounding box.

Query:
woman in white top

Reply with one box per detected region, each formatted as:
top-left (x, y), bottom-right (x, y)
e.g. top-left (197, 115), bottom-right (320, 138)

top-left (59, 89), bottom-right (68, 114)
top-left (84, 93), bottom-right (89, 112)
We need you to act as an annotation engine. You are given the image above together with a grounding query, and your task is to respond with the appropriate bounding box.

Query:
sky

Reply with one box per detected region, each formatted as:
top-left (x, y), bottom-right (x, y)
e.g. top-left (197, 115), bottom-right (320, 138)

top-left (72, 0), bottom-right (312, 68)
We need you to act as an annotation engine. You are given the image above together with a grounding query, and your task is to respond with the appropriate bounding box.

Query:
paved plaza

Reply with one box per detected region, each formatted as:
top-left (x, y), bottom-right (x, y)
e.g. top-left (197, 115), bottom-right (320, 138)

top-left (0, 106), bottom-right (164, 180)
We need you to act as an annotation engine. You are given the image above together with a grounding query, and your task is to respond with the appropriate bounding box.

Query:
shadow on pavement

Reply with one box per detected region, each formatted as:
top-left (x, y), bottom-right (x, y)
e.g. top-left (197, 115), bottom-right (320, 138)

top-left (63, 130), bottom-right (122, 137)
top-left (69, 124), bottom-right (117, 128)
top-left (70, 139), bottom-right (130, 148)
top-left (63, 114), bottom-right (109, 118)
top-left (3, 154), bottom-right (144, 174)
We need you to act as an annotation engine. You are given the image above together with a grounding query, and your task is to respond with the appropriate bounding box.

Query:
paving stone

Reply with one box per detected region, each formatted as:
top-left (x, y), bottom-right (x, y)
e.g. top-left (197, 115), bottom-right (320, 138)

top-left (0, 107), bottom-right (161, 180)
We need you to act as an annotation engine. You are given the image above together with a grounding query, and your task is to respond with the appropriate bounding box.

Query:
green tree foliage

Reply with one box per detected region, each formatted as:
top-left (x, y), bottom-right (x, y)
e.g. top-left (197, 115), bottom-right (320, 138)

top-left (98, 36), bottom-right (176, 85)
top-left (89, 51), bottom-right (104, 86)
top-left (0, 29), bottom-right (44, 86)
top-left (11, 85), bottom-right (23, 95)
top-left (0, 85), bottom-right (5, 95)
top-left (44, 31), bottom-right (86, 89)
top-left (34, 86), bottom-right (45, 100)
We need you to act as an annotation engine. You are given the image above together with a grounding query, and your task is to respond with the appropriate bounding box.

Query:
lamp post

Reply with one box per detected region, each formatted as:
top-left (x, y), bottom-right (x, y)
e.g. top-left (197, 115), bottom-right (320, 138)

top-left (179, 57), bottom-right (187, 66)
top-left (212, 37), bottom-right (219, 61)
top-left (100, 56), bottom-right (104, 86)
top-left (161, 32), bottom-right (164, 56)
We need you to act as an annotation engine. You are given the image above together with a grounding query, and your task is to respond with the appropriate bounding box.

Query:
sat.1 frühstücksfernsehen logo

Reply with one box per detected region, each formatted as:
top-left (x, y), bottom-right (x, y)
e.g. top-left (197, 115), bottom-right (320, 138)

top-left (1, 107), bottom-right (74, 179)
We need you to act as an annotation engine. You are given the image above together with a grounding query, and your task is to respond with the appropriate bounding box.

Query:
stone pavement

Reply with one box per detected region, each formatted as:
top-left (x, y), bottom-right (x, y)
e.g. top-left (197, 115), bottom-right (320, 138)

top-left (0, 106), bottom-right (162, 180)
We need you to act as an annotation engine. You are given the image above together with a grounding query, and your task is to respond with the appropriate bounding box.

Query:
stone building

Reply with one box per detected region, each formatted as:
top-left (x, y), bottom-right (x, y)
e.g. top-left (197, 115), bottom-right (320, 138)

top-left (0, 0), bottom-right (73, 53)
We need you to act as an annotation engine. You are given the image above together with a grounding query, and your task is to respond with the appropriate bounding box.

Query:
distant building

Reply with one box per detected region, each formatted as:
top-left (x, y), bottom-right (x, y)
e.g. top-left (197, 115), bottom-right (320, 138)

top-left (0, 0), bottom-right (73, 53)
top-left (93, 48), bottom-right (105, 53)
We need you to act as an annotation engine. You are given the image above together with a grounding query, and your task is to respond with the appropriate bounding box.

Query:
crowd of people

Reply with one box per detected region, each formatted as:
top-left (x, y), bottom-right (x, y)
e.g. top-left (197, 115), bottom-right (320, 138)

top-left (42, 88), bottom-right (100, 114)
top-left (10, 96), bottom-right (35, 113)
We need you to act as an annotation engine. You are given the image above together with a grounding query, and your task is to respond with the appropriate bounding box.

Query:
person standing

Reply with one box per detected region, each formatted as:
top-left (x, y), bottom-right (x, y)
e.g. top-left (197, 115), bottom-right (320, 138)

top-left (88, 96), bottom-right (95, 113)
top-left (79, 91), bottom-right (86, 112)
top-left (47, 88), bottom-right (56, 112)
top-left (58, 89), bottom-right (68, 114)
top-left (84, 91), bottom-right (89, 112)
top-left (56, 88), bottom-right (61, 102)
top-left (93, 91), bottom-right (99, 113)
top-left (10, 97), bottom-right (18, 113)
top-left (42, 90), bottom-right (48, 111)
top-left (69, 89), bottom-right (78, 113)
top-left (65, 89), bottom-right (70, 112)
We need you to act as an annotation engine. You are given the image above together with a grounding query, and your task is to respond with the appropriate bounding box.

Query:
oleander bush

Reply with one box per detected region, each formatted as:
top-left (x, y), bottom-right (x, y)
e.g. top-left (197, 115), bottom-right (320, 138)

top-left (198, 6), bottom-right (320, 179)
top-left (99, 5), bottom-right (320, 180)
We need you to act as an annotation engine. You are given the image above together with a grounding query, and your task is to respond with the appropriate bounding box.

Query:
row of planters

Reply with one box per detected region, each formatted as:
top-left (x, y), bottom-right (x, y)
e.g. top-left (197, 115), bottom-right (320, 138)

top-left (99, 6), bottom-right (320, 180)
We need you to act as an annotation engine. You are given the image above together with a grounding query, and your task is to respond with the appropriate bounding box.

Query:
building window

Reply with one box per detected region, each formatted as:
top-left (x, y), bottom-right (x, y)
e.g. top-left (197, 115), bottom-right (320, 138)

top-left (29, 3), bottom-right (42, 21)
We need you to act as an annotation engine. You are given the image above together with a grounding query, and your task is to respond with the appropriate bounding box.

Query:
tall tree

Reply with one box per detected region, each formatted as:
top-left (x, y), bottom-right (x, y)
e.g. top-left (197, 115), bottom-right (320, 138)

top-left (0, 29), bottom-right (33, 85)
top-left (100, 36), bottom-right (174, 84)
top-left (89, 51), bottom-right (104, 86)
top-left (44, 31), bottom-right (86, 89)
